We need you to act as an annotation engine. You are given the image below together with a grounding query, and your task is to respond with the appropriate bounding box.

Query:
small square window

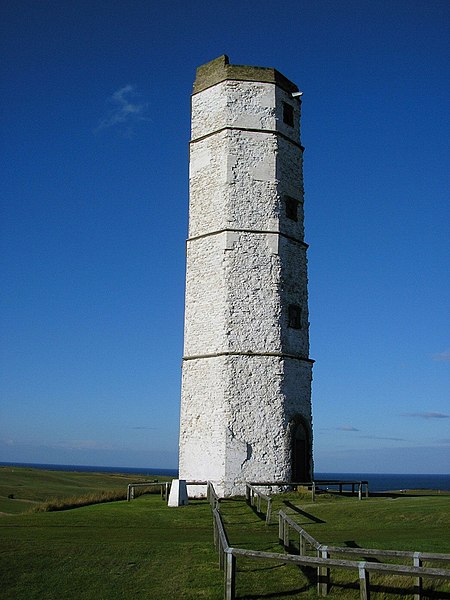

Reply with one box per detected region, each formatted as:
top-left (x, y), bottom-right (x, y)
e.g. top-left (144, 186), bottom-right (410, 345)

top-left (288, 304), bottom-right (302, 329)
top-left (283, 102), bottom-right (294, 127)
top-left (285, 196), bottom-right (299, 221)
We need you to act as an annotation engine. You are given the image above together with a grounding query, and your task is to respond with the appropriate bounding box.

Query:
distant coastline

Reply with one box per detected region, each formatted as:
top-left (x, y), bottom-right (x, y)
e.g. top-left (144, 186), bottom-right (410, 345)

top-left (0, 461), bottom-right (178, 479)
top-left (1, 462), bottom-right (449, 492)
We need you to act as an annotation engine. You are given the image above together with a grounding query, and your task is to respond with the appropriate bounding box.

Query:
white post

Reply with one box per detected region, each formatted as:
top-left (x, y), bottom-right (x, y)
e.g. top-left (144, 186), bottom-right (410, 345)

top-left (167, 479), bottom-right (189, 507)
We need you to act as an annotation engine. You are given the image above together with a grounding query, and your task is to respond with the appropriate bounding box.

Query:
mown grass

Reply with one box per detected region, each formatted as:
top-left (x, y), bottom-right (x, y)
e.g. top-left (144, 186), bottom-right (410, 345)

top-left (220, 491), bottom-right (450, 599)
top-left (31, 489), bottom-right (128, 512)
top-left (0, 495), bottom-right (223, 600)
top-left (0, 469), bottom-right (449, 599)
top-left (0, 466), bottom-right (169, 514)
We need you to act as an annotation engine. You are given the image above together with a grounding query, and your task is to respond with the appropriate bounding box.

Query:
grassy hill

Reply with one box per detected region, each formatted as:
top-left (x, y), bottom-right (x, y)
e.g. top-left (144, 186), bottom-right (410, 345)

top-left (0, 468), bottom-right (449, 599)
top-left (0, 466), bottom-right (166, 513)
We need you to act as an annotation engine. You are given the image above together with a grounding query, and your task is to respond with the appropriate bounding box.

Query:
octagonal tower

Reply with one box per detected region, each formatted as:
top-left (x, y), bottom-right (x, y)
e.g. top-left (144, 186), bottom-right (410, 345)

top-left (179, 56), bottom-right (313, 496)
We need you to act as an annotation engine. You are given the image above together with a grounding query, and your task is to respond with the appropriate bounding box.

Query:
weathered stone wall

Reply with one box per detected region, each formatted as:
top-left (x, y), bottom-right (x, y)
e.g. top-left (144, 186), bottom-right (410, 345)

top-left (179, 57), bottom-right (313, 496)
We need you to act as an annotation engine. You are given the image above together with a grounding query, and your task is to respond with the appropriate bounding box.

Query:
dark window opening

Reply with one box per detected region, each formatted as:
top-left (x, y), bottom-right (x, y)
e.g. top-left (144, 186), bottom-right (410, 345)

top-left (291, 421), bottom-right (310, 482)
top-left (285, 196), bottom-right (299, 221)
top-left (283, 102), bottom-right (294, 127)
top-left (288, 304), bottom-right (302, 329)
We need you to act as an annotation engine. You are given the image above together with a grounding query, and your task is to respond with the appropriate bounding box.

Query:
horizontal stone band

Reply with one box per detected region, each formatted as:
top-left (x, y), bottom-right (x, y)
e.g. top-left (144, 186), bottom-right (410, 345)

top-left (186, 228), bottom-right (308, 248)
top-left (190, 125), bottom-right (304, 151)
top-left (183, 351), bottom-right (314, 364)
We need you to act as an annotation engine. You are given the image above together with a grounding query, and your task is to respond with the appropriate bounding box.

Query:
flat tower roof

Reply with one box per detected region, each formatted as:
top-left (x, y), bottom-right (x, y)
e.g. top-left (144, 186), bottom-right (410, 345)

top-left (193, 55), bottom-right (299, 95)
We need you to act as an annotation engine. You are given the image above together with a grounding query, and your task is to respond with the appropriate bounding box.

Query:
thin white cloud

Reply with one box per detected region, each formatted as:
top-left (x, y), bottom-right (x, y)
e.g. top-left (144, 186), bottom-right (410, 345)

top-left (400, 412), bottom-right (449, 419)
top-left (95, 85), bottom-right (150, 134)
top-left (337, 425), bottom-right (359, 432)
top-left (318, 426), bottom-right (360, 432)
top-left (433, 349), bottom-right (450, 362)
top-left (359, 435), bottom-right (406, 442)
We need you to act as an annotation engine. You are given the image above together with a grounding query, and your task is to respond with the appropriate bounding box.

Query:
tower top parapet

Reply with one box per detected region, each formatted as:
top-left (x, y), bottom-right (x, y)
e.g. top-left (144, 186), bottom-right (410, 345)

top-left (193, 55), bottom-right (299, 95)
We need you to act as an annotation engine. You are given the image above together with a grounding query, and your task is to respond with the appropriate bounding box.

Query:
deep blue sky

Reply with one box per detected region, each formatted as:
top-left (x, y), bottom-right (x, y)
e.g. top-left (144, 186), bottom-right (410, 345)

top-left (1, 0), bottom-right (449, 473)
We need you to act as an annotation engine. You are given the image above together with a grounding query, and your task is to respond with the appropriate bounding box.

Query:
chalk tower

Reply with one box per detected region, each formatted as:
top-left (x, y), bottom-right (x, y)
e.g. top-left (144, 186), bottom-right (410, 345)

top-left (179, 56), bottom-right (313, 496)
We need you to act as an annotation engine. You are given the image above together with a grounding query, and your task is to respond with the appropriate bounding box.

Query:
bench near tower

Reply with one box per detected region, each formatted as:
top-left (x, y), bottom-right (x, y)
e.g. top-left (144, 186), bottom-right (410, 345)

top-left (179, 56), bottom-right (313, 497)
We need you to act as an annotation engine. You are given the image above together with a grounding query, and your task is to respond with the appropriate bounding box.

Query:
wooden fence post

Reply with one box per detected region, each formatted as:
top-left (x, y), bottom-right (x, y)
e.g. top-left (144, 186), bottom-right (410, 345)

top-left (266, 498), bottom-right (272, 525)
top-left (358, 562), bottom-right (370, 600)
top-left (312, 482), bottom-right (316, 502)
top-left (213, 515), bottom-right (218, 551)
top-left (299, 532), bottom-right (305, 556)
top-left (278, 513), bottom-right (283, 544)
top-left (317, 547), bottom-right (329, 596)
top-left (225, 551), bottom-right (236, 600)
top-left (414, 552), bottom-right (422, 600)
top-left (283, 520), bottom-right (289, 550)
top-left (219, 536), bottom-right (225, 571)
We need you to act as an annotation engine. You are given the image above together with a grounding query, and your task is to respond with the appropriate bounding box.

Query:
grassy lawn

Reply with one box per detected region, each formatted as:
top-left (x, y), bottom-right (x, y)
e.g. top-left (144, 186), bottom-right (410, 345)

top-left (0, 469), bottom-right (449, 599)
top-left (219, 492), bottom-right (450, 599)
top-left (0, 496), bottom-right (222, 599)
top-left (0, 466), bottom-right (168, 514)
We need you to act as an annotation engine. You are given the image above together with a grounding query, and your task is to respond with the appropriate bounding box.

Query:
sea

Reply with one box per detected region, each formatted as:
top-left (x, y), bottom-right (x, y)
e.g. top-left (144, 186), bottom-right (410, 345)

top-left (1, 462), bottom-right (449, 492)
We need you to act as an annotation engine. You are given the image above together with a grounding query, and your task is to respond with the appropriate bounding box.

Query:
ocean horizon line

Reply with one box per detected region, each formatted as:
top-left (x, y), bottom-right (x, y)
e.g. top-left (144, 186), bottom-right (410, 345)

top-left (1, 460), bottom-right (449, 476)
top-left (1, 461), bottom-right (449, 492)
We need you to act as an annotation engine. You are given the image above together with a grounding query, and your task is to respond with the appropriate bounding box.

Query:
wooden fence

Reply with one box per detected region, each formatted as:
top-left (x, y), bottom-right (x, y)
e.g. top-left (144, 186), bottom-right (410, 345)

top-left (207, 481), bottom-right (220, 511)
top-left (208, 483), bottom-right (450, 600)
top-left (248, 479), bottom-right (369, 501)
top-left (314, 479), bottom-right (369, 500)
top-left (279, 510), bottom-right (450, 598)
top-left (126, 481), bottom-right (171, 501)
top-left (245, 484), bottom-right (272, 524)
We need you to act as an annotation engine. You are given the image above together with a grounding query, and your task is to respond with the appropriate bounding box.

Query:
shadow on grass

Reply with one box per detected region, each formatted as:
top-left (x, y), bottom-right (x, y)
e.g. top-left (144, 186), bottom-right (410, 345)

top-left (329, 580), bottom-right (450, 599)
top-left (240, 562), bottom-right (287, 573)
top-left (369, 491), bottom-right (447, 498)
top-left (188, 500), bottom-right (210, 506)
top-left (238, 567), bottom-right (312, 600)
top-left (343, 540), bottom-right (381, 563)
top-left (282, 501), bottom-right (325, 523)
top-left (239, 586), bottom-right (311, 599)
top-left (239, 500), bottom-right (270, 524)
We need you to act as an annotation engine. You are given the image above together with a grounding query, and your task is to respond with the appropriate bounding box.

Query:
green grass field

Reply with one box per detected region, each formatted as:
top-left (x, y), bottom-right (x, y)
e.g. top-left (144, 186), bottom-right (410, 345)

top-left (0, 468), bottom-right (449, 599)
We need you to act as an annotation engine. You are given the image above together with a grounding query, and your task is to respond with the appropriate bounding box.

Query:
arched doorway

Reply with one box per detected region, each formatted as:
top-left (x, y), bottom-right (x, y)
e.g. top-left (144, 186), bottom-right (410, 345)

top-left (290, 418), bottom-right (310, 482)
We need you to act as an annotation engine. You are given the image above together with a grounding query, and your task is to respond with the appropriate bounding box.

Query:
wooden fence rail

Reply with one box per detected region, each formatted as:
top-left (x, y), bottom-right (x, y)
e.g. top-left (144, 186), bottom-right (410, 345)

top-left (245, 484), bottom-right (272, 524)
top-left (210, 496), bottom-right (450, 600)
top-left (126, 481), bottom-right (171, 501)
top-left (207, 481), bottom-right (220, 511)
top-left (248, 479), bottom-right (369, 501)
top-left (278, 510), bottom-right (450, 599)
top-left (314, 480), bottom-right (369, 500)
top-left (227, 546), bottom-right (450, 600)
top-left (278, 509), bottom-right (321, 554)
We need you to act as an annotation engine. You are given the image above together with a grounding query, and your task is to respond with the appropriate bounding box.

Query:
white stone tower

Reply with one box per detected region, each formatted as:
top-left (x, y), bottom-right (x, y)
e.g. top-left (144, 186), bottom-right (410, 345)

top-left (179, 56), bottom-right (313, 497)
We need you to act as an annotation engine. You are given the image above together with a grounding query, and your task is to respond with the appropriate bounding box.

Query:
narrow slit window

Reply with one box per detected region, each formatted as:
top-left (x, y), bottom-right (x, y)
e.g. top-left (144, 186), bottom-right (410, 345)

top-left (283, 102), bottom-right (294, 127)
top-left (285, 196), bottom-right (299, 221)
top-left (288, 304), bottom-right (302, 329)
